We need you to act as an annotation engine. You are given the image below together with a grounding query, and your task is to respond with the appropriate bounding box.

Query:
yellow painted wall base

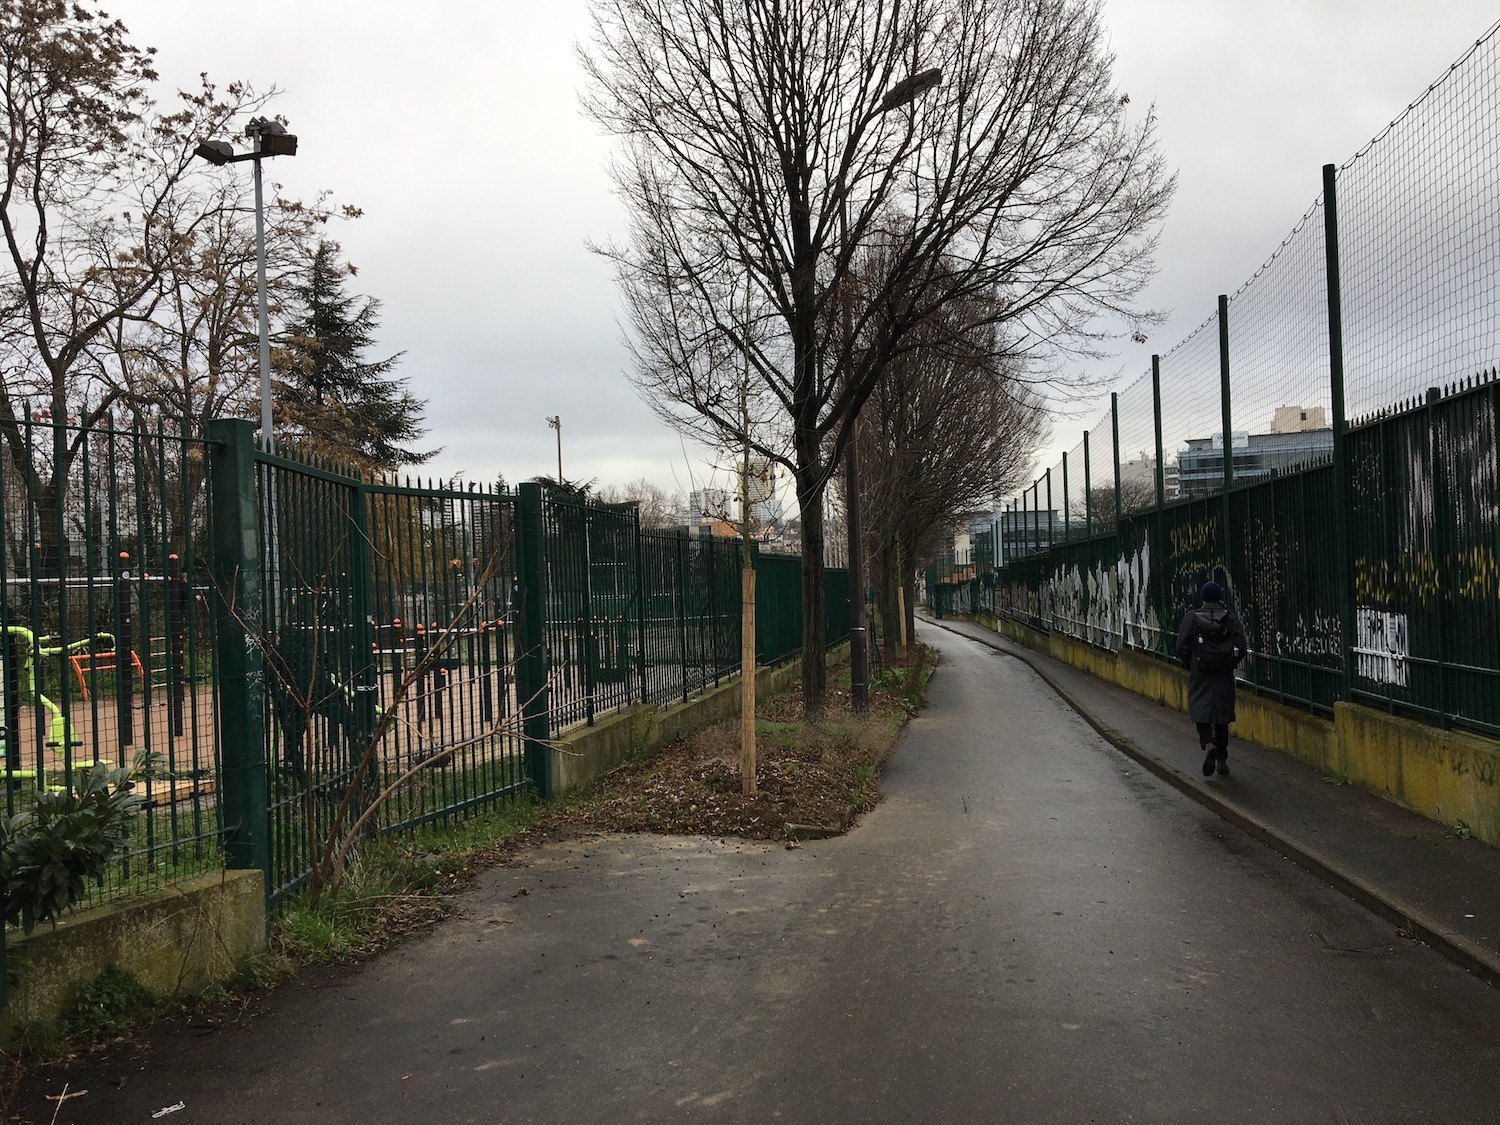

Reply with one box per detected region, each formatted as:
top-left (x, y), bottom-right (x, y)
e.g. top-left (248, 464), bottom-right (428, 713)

top-left (954, 613), bottom-right (1500, 847)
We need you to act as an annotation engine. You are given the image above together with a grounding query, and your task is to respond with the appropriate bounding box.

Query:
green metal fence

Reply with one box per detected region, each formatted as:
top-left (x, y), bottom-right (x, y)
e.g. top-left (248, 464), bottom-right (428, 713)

top-left (0, 409), bottom-right (853, 923)
top-left (199, 433), bottom-right (844, 906)
top-left (0, 410), bottom-right (223, 914)
top-left (947, 29), bottom-right (1500, 740)
top-left (753, 548), bottom-right (851, 666)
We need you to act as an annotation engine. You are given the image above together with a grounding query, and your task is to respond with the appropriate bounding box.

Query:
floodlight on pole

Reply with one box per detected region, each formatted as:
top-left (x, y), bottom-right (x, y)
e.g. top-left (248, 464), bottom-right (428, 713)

top-left (193, 117), bottom-right (299, 452)
top-left (546, 416), bottom-right (563, 485)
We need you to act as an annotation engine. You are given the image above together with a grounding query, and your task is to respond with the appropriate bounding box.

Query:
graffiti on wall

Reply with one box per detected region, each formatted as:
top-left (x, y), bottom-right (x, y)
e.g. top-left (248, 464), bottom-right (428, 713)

top-left (1043, 539), bottom-right (1163, 653)
top-left (1355, 546), bottom-right (1500, 606)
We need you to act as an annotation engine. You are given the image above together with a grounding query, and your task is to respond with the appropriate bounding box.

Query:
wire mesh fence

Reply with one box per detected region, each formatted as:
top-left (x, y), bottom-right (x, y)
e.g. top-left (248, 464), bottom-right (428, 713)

top-left (961, 24), bottom-right (1500, 737)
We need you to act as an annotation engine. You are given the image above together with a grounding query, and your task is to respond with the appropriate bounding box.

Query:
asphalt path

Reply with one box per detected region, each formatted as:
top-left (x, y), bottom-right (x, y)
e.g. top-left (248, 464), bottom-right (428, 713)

top-left (32, 625), bottom-right (1500, 1123)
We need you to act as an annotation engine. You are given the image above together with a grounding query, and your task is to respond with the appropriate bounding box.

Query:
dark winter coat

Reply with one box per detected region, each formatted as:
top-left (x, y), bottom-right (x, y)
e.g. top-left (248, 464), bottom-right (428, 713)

top-left (1174, 604), bottom-right (1248, 724)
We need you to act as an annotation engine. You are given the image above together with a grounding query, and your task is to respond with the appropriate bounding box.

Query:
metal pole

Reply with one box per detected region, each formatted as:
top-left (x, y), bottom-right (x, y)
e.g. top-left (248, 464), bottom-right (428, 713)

top-left (1323, 163), bottom-right (1355, 703)
top-left (1218, 294), bottom-right (1234, 586)
top-left (1083, 431), bottom-right (1092, 539)
top-left (206, 419), bottom-right (269, 884)
top-left (516, 482), bottom-right (552, 799)
top-left (1112, 392), bottom-right (1123, 529)
top-left (1152, 353), bottom-right (1168, 654)
top-left (1062, 452), bottom-right (1070, 543)
top-left (1045, 469), bottom-right (1053, 551)
top-left (253, 153), bottom-right (272, 452)
top-left (839, 192), bottom-right (868, 713)
top-left (1152, 355), bottom-right (1166, 509)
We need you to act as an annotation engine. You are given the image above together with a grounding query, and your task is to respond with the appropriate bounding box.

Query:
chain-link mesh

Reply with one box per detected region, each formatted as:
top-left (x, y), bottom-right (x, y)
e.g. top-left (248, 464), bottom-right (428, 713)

top-left (1114, 372), bottom-right (1159, 516)
top-left (1224, 203), bottom-right (1334, 473)
top-left (1340, 28), bottom-right (1500, 419)
top-left (1001, 21), bottom-right (1500, 513)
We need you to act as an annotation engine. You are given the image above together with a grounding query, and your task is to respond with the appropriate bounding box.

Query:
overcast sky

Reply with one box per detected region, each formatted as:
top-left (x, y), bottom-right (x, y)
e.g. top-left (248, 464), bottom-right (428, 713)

top-left (109, 0), bottom-right (1499, 500)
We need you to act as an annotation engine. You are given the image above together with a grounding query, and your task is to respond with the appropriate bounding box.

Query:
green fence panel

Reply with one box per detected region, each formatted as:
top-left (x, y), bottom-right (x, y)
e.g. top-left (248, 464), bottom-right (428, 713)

top-left (754, 550), bottom-right (849, 665)
top-left (1346, 379), bottom-right (1500, 734)
top-left (0, 409), bottom-right (224, 919)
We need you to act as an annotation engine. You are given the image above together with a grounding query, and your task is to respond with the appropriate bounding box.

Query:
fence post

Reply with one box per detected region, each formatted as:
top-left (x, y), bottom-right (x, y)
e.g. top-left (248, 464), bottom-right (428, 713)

top-left (1112, 392), bottom-right (1123, 529)
top-left (1218, 294), bottom-right (1234, 587)
top-left (633, 508), bottom-right (649, 704)
top-left (1045, 469), bottom-right (1053, 551)
top-left (581, 506), bottom-right (596, 726)
top-left (115, 550), bottom-right (135, 748)
top-left (1152, 356), bottom-right (1166, 509)
top-left (515, 482), bottom-right (552, 799)
top-left (205, 418), bottom-right (269, 885)
top-left (1083, 431), bottom-right (1092, 539)
top-left (1427, 387), bottom-right (1452, 725)
top-left (1020, 488), bottom-right (1028, 557)
top-left (1152, 354), bottom-right (1169, 654)
top-left (675, 532), bottom-right (689, 703)
top-left (1062, 452), bottom-right (1070, 543)
top-left (1323, 162), bottom-right (1356, 704)
top-left (348, 483), bottom-right (379, 759)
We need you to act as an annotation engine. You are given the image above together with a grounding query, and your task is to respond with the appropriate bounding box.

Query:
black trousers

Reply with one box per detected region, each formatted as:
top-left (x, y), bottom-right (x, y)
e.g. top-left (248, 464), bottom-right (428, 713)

top-left (1195, 722), bottom-right (1229, 752)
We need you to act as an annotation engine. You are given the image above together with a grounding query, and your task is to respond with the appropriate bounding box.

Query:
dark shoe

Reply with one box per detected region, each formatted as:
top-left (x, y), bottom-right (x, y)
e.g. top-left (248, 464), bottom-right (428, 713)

top-left (1216, 749), bottom-right (1230, 777)
top-left (1202, 744), bottom-right (1217, 777)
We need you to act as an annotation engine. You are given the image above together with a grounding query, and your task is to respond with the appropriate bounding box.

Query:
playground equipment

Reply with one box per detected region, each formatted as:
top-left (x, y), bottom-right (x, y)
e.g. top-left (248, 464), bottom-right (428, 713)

top-left (2, 626), bottom-right (116, 788)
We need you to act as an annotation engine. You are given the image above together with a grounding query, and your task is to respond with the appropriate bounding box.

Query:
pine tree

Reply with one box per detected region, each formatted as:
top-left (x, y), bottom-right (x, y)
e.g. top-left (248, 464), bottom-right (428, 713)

top-left (278, 241), bottom-right (436, 471)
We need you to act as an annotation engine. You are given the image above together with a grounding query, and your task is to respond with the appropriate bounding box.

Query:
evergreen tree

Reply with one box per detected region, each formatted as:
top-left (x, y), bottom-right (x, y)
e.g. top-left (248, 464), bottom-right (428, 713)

top-left (278, 241), bottom-right (436, 471)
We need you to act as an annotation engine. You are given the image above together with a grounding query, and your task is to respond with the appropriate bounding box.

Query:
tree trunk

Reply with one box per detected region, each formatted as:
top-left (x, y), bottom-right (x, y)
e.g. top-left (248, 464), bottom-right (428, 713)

top-left (796, 473), bottom-right (826, 720)
top-left (904, 567), bottom-right (918, 649)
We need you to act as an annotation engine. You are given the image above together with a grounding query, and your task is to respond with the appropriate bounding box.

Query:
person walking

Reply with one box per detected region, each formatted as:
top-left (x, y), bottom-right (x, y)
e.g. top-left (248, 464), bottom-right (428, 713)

top-left (1174, 581), bottom-right (1248, 777)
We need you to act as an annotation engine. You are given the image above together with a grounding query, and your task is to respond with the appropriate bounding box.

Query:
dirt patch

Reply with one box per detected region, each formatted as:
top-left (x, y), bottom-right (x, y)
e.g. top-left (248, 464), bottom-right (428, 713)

top-left (546, 647), bottom-right (933, 841)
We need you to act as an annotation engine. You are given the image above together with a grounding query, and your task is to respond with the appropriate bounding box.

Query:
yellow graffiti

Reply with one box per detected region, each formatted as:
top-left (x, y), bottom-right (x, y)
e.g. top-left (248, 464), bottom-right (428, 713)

top-left (1456, 545), bottom-right (1500, 601)
top-left (1354, 545), bottom-right (1500, 605)
top-left (1170, 516), bottom-right (1216, 562)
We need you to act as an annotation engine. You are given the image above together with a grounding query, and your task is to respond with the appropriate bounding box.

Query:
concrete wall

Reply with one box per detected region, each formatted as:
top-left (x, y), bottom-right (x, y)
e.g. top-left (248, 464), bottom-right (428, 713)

top-left (969, 612), bottom-right (1500, 847)
top-left (2, 868), bottom-right (265, 1036)
top-left (549, 651), bottom-right (838, 795)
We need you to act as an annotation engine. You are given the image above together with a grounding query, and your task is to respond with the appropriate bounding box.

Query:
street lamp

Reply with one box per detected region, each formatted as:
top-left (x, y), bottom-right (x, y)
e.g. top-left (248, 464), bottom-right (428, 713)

top-left (843, 69), bottom-right (942, 713)
top-left (546, 416), bottom-right (563, 485)
top-left (195, 117), bottom-right (299, 451)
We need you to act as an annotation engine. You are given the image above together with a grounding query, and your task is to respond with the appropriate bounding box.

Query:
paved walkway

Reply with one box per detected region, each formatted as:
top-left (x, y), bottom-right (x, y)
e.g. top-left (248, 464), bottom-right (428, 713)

top-left (924, 611), bottom-right (1500, 985)
top-left (18, 622), bottom-right (1500, 1123)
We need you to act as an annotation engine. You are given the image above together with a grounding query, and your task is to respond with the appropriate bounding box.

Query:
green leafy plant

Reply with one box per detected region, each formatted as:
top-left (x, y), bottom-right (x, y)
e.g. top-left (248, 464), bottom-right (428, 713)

top-left (58, 966), bottom-right (161, 1042)
top-left (1, 750), bottom-right (160, 934)
top-left (1448, 819), bottom-right (1473, 840)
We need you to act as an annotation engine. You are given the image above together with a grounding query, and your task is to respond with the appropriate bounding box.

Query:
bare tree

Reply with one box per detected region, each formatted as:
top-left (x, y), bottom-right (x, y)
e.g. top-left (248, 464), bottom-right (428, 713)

top-left (0, 4), bottom-right (272, 568)
top-left (583, 0), bottom-right (1173, 715)
top-left (596, 477), bottom-right (682, 529)
top-left (856, 289), bottom-right (1045, 654)
top-left (1065, 478), bottom-right (1157, 535)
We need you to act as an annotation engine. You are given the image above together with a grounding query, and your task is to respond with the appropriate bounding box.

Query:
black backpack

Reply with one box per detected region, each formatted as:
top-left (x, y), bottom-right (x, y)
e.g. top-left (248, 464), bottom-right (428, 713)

top-left (1194, 610), bottom-right (1239, 673)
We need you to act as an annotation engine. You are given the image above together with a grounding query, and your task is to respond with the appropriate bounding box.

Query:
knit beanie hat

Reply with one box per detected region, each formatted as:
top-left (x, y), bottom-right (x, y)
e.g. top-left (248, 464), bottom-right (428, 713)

top-left (1201, 581), bottom-right (1223, 603)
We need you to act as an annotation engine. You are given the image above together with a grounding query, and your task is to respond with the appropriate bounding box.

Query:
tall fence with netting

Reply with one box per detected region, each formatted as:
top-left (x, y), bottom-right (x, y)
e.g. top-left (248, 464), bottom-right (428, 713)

top-left (950, 26), bottom-right (1500, 737)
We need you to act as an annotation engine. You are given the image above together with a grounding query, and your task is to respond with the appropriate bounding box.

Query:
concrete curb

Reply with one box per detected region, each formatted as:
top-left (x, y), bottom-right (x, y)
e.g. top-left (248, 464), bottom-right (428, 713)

top-left (922, 615), bottom-right (1500, 989)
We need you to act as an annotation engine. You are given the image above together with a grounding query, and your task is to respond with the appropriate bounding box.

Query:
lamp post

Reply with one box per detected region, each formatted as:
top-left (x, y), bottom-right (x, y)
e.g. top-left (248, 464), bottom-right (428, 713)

top-left (195, 117), bottom-right (298, 452)
top-left (842, 67), bottom-right (942, 713)
top-left (546, 416), bottom-right (563, 485)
